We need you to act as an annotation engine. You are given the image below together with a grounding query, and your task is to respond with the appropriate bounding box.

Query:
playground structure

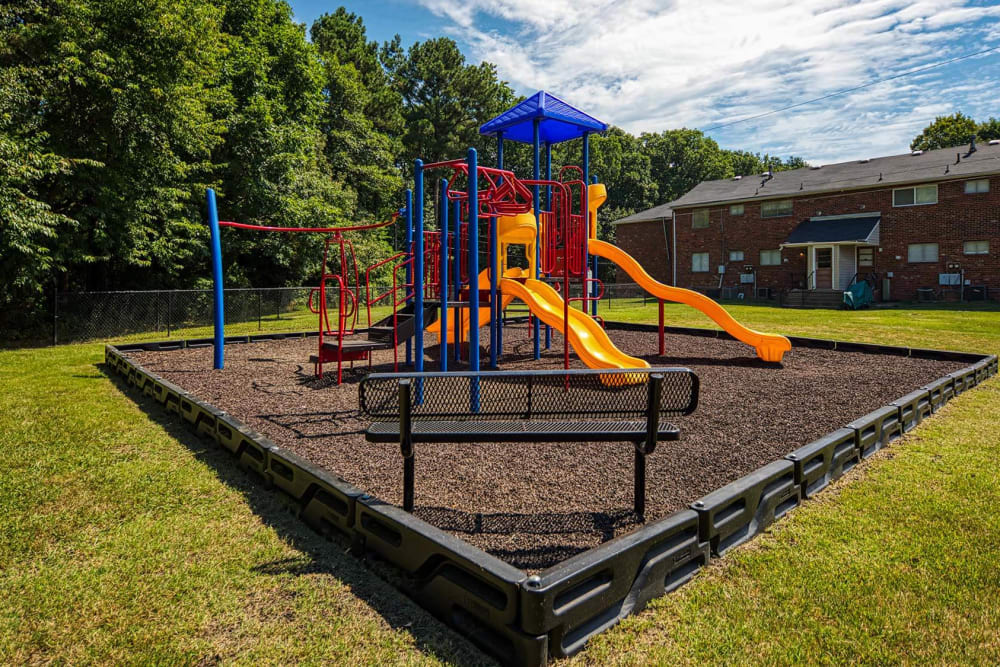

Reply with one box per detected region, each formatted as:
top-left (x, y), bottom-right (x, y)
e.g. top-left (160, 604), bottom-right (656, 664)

top-left (206, 91), bottom-right (791, 384)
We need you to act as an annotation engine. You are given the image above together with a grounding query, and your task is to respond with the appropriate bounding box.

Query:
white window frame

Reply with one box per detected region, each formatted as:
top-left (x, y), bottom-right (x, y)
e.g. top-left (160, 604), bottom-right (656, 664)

top-left (692, 209), bottom-right (710, 229)
top-left (691, 252), bottom-right (710, 272)
top-left (907, 243), bottom-right (939, 263)
top-left (858, 247), bottom-right (875, 267)
top-left (893, 184), bottom-right (938, 207)
top-left (728, 250), bottom-right (744, 262)
top-left (759, 249), bottom-right (781, 266)
top-left (965, 179), bottom-right (990, 194)
top-left (964, 240), bottom-right (989, 255)
top-left (729, 204), bottom-right (745, 216)
top-left (761, 200), bottom-right (793, 218)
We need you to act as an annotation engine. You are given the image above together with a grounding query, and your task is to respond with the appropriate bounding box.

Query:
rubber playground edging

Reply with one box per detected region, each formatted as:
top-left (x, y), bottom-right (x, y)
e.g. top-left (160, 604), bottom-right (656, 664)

top-left (103, 325), bottom-right (997, 666)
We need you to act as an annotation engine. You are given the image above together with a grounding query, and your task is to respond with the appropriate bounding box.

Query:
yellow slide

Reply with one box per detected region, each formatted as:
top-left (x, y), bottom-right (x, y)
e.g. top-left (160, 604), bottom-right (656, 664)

top-left (427, 267), bottom-right (525, 344)
top-left (588, 239), bottom-right (792, 363)
top-left (500, 278), bottom-right (649, 371)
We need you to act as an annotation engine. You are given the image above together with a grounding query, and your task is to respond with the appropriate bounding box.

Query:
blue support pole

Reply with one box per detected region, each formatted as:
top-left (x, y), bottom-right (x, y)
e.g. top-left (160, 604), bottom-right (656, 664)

top-left (439, 179), bottom-right (449, 373)
top-left (544, 142), bottom-right (552, 350)
top-left (207, 189), bottom-right (225, 370)
top-left (452, 198), bottom-right (461, 363)
top-left (467, 148), bottom-right (480, 411)
top-left (495, 132), bottom-right (504, 360)
top-left (404, 189), bottom-right (413, 365)
top-left (532, 120), bottom-right (541, 360)
top-left (414, 161), bottom-right (425, 378)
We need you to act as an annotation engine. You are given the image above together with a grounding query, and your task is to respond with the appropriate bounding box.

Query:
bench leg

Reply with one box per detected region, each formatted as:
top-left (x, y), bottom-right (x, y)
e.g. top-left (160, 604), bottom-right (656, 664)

top-left (399, 379), bottom-right (415, 512)
top-left (404, 455), bottom-right (415, 512)
top-left (634, 449), bottom-right (646, 520)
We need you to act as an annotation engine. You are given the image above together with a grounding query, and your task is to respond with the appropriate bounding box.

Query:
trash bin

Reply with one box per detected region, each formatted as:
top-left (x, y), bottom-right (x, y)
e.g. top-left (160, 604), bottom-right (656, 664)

top-left (916, 288), bottom-right (935, 302)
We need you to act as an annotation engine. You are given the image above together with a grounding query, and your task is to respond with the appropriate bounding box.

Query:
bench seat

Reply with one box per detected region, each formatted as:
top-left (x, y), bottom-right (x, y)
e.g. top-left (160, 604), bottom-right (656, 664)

top-left (365, 419), bottom-right (681, 443)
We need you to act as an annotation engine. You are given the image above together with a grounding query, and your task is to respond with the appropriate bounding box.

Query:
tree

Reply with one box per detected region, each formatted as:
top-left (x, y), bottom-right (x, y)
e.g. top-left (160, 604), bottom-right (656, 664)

top-left (311, 9), bottom-right (403, 217)
top-left (977, 117), bottom-right (1000, 143)
top-left (910, 112), bottom-right (978, 151)
top-left (212, 0), bottom-right (360, 288)
top-left (640, 129), bottom-right (733, 204)
top-left (386, 37), bottom-right (518, 166)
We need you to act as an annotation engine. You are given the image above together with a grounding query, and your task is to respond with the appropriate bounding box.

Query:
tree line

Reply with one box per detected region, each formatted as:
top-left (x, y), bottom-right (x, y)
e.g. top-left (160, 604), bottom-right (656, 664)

top-left (12, 0), bottom-right (971, 337)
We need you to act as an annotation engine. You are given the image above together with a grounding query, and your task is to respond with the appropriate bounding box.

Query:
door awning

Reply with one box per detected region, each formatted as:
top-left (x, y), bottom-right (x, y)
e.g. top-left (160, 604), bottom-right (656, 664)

top-left (781, 215), bottom-right (880, 247)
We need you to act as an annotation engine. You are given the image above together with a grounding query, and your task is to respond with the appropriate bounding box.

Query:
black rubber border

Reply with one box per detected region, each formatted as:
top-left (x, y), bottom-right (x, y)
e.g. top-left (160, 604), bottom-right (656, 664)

top-left (104, 326), bottom-right (997, 666)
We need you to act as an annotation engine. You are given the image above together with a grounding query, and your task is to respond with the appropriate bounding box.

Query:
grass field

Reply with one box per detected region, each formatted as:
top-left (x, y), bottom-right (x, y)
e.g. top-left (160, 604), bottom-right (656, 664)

top-left (2, 301), bottom-right (999, 664)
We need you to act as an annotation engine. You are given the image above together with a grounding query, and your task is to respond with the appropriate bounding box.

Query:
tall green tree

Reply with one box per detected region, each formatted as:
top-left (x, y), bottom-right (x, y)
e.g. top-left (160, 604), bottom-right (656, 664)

top-left (910, 112), bottom-right (979, 151)
top-left (310, 9), bottom-right (403, 218)
top-left (6, 0), bottom-right (231, 292)
top-left (212, 0), bottom-right (358, 288)
top-left (385, 37), bottom-right (517, 165)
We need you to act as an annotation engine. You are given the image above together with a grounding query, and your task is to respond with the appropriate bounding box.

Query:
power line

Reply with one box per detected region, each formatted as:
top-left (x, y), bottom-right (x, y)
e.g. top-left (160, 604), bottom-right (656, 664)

top-left (701, 45), bottom-right (1000, 133)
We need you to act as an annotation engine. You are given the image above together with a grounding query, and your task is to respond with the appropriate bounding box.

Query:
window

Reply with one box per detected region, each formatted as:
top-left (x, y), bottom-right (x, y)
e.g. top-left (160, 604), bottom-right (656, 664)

top-left (858, 247), bottom-right (874, 267)
top-left (760, 249), bottom-right (781, 266)
top-left (964, 240), bottom-right (989, 255)
top-left (729, 250), bottom-right (744, 262)
top-left (692, 252), bottom-right (709, 272)
top-left (965, 179), bottom-right (990, 194)
top-left (692, 209), bottom-right (710, 228)
top-left (729, 204), bottom-right (744, 215)
top-left (893, 184), bottom-right (937, 207)
top-left (761, 200), bottom-right (793, 218)
top-left (907, 243), bottom-right (939, 263)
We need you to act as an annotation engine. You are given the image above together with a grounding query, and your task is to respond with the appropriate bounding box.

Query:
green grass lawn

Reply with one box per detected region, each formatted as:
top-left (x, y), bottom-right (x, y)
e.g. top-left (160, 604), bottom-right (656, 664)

top-left (2, 302), bottom-right (998, 664)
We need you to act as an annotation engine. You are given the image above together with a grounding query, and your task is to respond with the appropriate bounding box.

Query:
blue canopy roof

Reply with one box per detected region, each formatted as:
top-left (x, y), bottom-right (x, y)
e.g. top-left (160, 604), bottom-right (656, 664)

top-left (479, 91), bottom-right (608, 144)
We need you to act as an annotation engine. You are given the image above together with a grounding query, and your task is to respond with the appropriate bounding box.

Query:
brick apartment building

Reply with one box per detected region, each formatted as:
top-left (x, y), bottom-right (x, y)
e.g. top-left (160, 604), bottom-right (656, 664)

top-left (612, 139), bottom-right (1000, 302)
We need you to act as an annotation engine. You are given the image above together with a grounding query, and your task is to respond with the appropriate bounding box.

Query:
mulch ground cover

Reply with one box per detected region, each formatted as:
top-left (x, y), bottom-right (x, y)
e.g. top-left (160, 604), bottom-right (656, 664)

top-left (129, 323), bottom-right (963, 571)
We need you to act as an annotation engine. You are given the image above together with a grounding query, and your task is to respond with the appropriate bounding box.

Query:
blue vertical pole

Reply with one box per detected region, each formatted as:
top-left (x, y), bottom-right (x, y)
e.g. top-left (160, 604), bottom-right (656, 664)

top-left (452, 197), bottom-right (461, 363)
top-left (495, 132), bottom-right (504, 359)
top-left (414, 161), bottom-right (424, 378)
top-left (544, 142), bottom-right (552, 350)
top-left (404, 189), bottom-right (413, 365)
top-left (532, 120), bottom-right (541, 360)
top-left (207, 189), bottom-right (225, 370)
top-left (467, 148), bottom-right (480, 411)
top-left (439, 179), bottom-right (449, 373)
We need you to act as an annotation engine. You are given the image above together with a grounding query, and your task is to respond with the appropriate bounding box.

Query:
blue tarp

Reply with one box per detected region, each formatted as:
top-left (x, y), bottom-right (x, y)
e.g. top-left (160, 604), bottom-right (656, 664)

top-left (843, 281), bottom-right (873, 309)
top-left (479, 91), bottom-right (608, 144)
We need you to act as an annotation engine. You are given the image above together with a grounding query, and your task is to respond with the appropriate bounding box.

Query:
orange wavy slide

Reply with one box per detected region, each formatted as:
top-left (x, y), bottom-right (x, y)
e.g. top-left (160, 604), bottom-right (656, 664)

top-left (589, 239), bottom-right (791, 363)
top-left (427, 267), bottom-right (525, 344)
top-left (500, 278), bottom-right (649, 371)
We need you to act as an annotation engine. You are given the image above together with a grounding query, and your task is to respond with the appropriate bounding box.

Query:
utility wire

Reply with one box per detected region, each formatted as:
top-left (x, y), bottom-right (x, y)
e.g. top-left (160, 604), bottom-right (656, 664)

top-left (701, 45), bottom-right (1000, 132)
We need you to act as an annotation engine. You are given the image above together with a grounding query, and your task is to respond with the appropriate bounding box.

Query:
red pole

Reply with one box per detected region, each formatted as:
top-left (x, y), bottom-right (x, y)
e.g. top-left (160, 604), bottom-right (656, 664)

top-left (658, 299), bottom-right (665, 356)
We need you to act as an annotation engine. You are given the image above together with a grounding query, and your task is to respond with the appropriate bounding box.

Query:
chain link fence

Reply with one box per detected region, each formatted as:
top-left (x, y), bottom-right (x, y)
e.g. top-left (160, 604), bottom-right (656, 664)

top-left (50, 282), bottom-right (755, 345)
top-left (53, 286), bottom-right (396, 344)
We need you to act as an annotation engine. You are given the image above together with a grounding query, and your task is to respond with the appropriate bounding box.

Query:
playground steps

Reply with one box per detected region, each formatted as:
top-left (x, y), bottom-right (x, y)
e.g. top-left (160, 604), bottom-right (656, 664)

top-left (368, 301), bottom-right (440, 345)
top-left (783, 289), bottom-right (845, 309)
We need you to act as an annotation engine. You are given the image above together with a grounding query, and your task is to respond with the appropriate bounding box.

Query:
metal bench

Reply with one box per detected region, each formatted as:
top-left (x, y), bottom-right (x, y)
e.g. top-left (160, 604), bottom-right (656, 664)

top-left (359, 368), bottom-right (699, 518)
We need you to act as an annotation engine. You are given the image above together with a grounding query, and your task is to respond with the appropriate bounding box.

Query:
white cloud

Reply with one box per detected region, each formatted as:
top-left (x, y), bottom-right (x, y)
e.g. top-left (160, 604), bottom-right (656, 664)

top-left (415, 0), bottom-right (1000, 164)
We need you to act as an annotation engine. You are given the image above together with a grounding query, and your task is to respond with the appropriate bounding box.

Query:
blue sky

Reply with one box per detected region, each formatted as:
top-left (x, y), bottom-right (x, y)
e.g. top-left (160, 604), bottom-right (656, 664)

top-left (290, 0), bottom-right (1000, 165)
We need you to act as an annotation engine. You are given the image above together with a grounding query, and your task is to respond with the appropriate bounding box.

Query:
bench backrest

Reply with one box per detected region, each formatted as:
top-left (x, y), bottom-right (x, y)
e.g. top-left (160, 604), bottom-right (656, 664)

top-left (358, 368), bottom-right (698, 421)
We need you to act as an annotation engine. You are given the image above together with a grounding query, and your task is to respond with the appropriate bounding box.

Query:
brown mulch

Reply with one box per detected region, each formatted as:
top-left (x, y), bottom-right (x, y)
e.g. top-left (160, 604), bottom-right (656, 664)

top-left (128, 324), bottom-right (962, 571)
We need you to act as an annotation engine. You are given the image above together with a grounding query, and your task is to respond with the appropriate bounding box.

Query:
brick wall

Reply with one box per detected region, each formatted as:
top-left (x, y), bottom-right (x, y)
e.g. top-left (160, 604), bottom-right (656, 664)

top-left (612, 219), bottom-right (672, 283)
top-left (627, 175), bottom-right (999, 301)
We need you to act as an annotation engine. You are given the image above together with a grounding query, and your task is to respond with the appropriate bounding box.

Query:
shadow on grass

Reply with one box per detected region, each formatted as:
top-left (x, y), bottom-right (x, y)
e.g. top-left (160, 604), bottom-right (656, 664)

top-left (99, 363), bottom-right (494, 667)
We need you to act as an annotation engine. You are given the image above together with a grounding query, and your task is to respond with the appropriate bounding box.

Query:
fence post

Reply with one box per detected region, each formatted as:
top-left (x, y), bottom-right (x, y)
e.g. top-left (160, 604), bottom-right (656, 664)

top-left (257, 289), bottom-right (262, 331)
top-left (167, 292), bottom-right (173, 337)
